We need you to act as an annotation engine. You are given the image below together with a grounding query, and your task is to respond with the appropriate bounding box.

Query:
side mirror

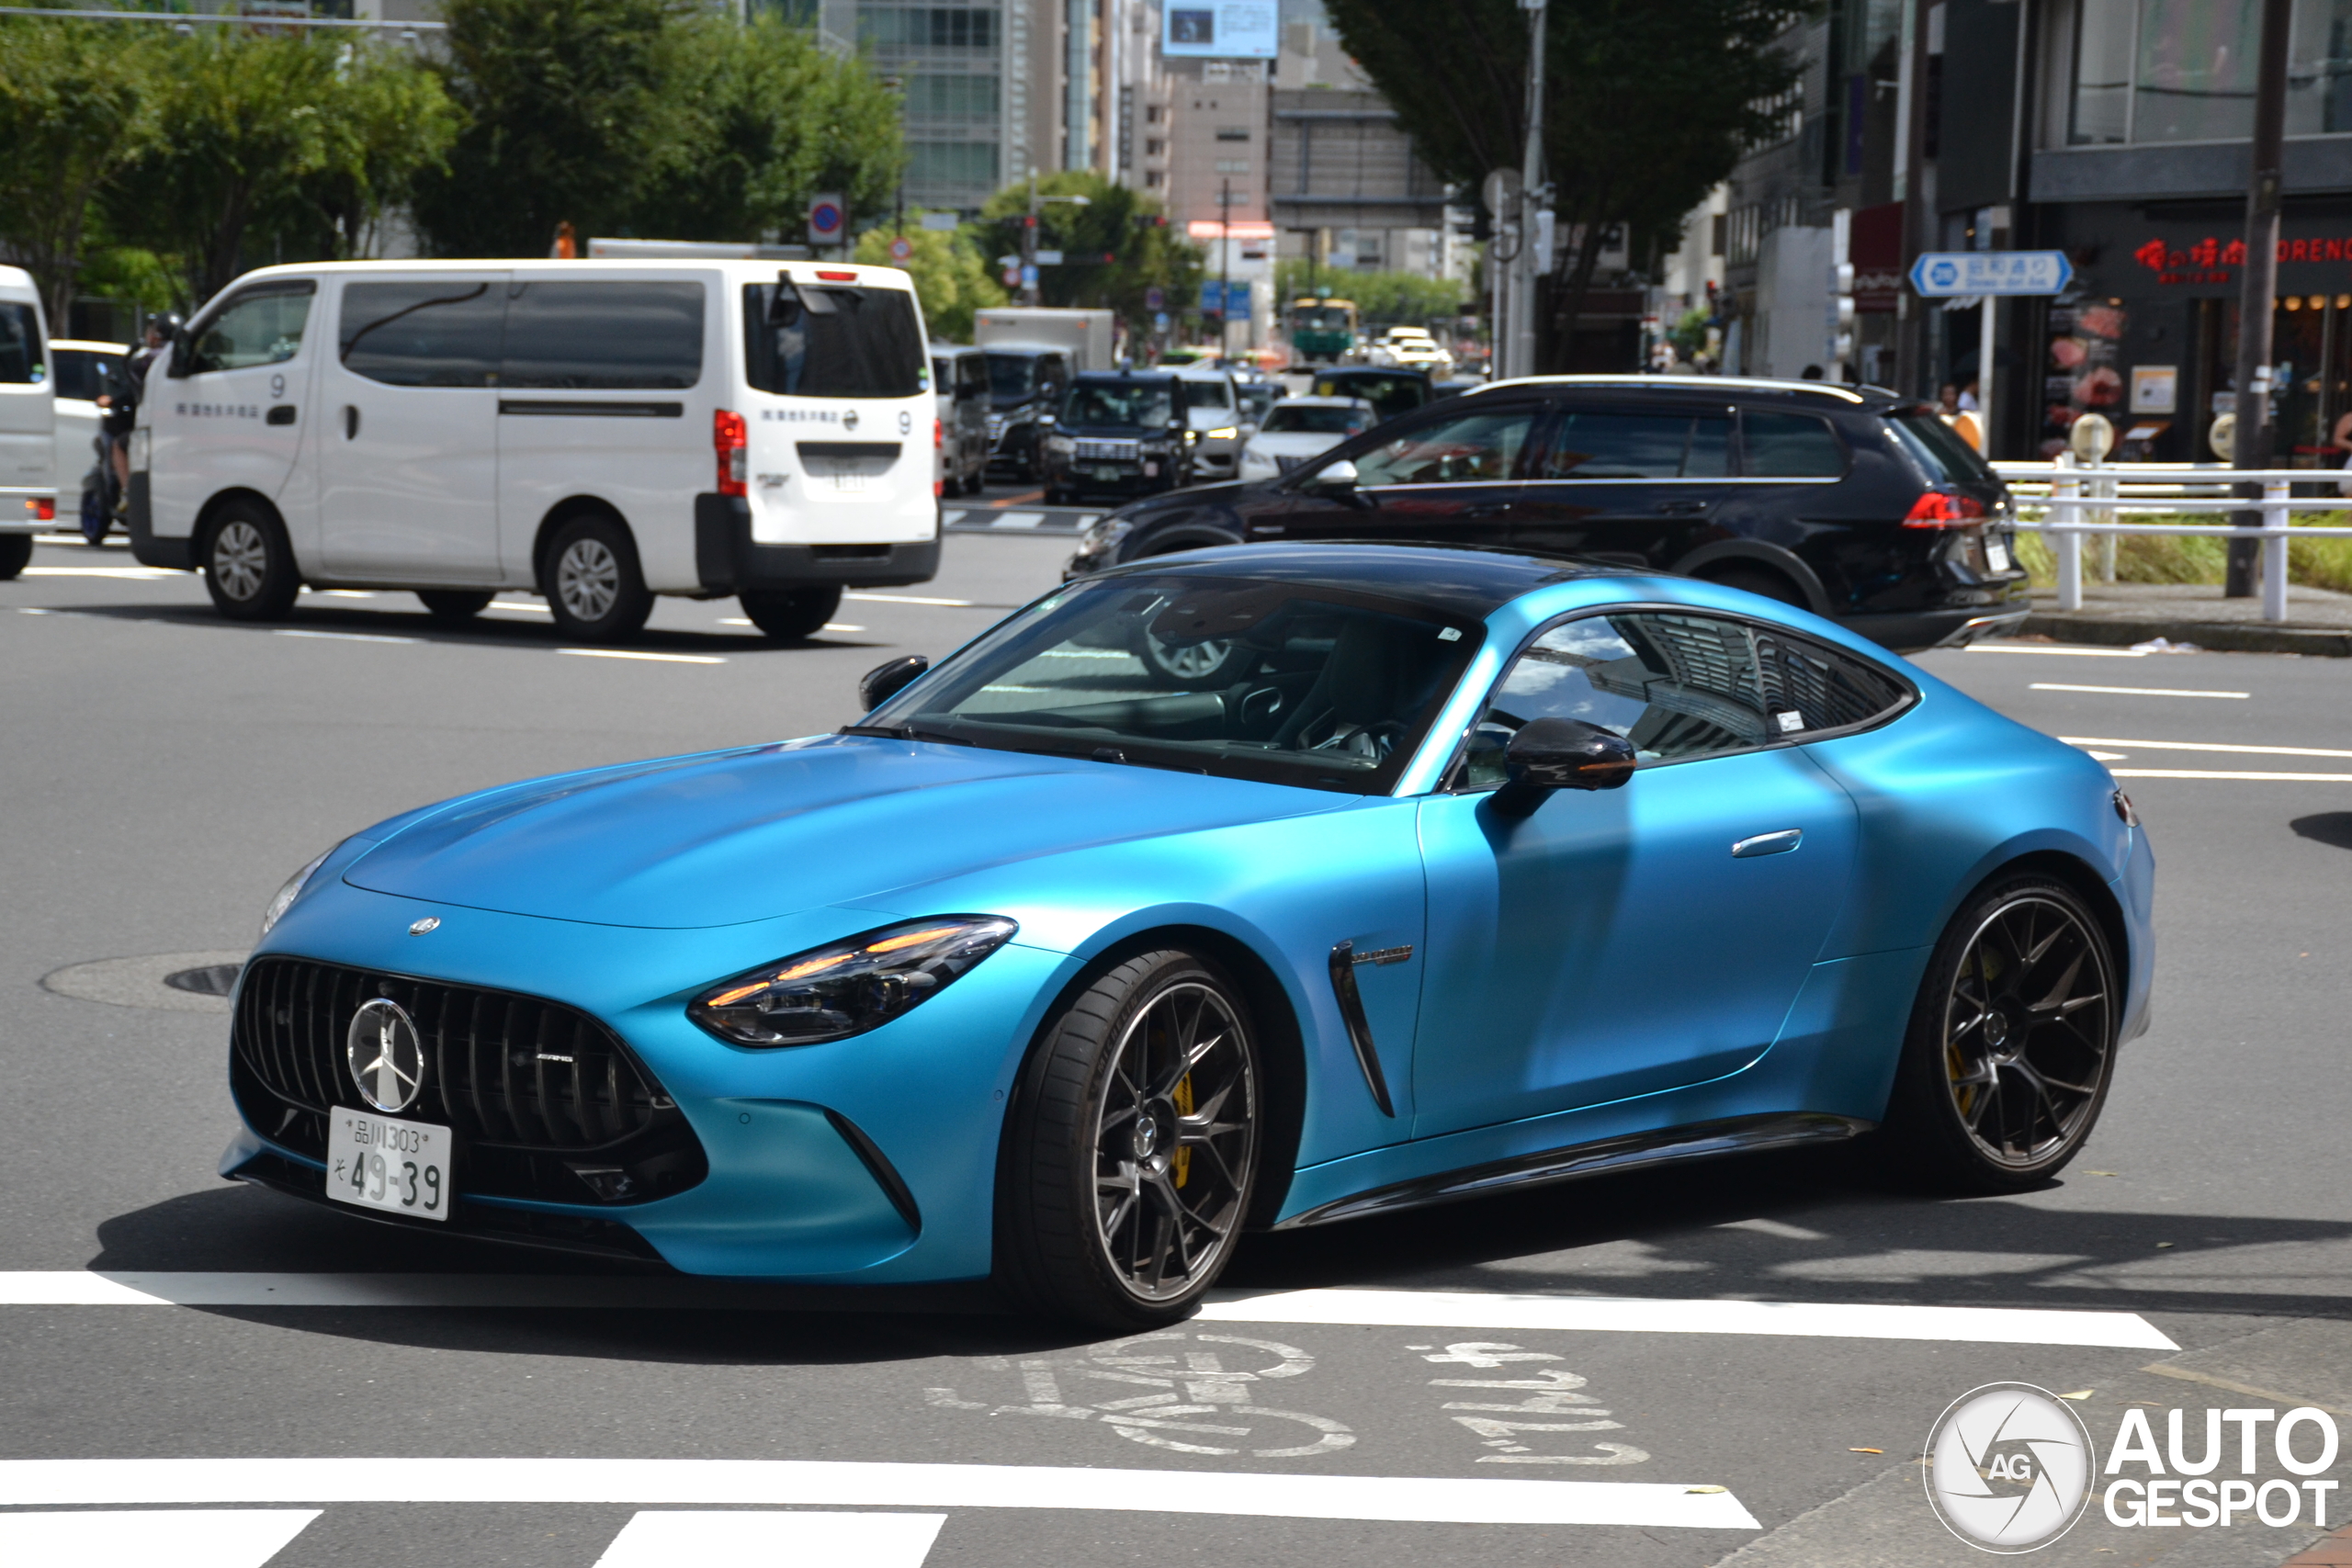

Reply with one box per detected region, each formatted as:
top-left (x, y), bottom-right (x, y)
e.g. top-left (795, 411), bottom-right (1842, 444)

top-left (858, 655), bottom-right (930, 712)
top-left (1487, 717), bottom-right (1636, 818)
top-left (1309, 458), bottom-right (1360, 491)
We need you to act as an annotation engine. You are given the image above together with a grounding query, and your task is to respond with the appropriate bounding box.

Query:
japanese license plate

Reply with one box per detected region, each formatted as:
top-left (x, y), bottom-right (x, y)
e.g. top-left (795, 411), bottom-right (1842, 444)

top-left (327, 1109), bottom-right (449, 1221)
top-left (1093, 466), bottom-right (1123, 481)
top-left (1985, 536), bottom-right (2013, 572)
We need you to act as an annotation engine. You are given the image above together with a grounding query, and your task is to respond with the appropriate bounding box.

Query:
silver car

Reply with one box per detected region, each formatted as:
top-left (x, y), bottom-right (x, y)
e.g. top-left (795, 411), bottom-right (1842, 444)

top-left (1171, 366), bottom-right (1249, 482)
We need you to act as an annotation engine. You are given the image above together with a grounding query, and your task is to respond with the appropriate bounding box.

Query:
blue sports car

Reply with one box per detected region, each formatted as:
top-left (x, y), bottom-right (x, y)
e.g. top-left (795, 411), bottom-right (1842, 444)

top-left (225, 545), bottom-right (2153, 1327)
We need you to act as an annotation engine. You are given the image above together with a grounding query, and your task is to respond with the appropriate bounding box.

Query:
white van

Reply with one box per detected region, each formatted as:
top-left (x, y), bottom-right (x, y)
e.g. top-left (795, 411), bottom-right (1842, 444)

top-left (0, 266), bottom-right (57, 581)
top-left (130, 259), bottom-right (941, 640)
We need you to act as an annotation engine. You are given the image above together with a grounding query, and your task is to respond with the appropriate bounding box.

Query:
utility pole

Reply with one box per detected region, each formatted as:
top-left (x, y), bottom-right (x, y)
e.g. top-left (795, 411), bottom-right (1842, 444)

top-left (1023, 168), bottom-right (1040, 306)
top-left (2228, 0), bottom-right (2293, 597)
top-left (1219, 177), bottom-right (1233, 357)
top-left (1511, 0), bottom-right (1550, 379)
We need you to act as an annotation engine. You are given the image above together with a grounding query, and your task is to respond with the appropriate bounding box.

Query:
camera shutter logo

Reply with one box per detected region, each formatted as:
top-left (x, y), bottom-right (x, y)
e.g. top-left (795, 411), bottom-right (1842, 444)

top-left (346, 998), bottom-right (425, 1115)
top-left (1926, 1382), bottom-right (2096, 1552)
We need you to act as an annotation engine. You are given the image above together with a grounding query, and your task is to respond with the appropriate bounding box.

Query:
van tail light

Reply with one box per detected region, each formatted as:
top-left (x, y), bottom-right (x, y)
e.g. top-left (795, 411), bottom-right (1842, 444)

top-left (714, 410), bottom-right (748, 498)
top-left (933, 417), bottom-right (945, 498)
top-left (29, 498), bottom-right (55, 522)
top-left (1904, 489), bottom-right (1986, 527)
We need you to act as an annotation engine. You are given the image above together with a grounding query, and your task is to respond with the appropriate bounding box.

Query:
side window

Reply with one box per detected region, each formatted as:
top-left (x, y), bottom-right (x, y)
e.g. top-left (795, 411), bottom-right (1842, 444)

top-left (340, 281), bottom-right (504, 388)
top-left (1347, 405), bottom-right (1536, 487)
top-left (504, 281), bottom-right (704, 389)
top-left (1535, 410), bottom-right (1732, 478)
top-left (179, 284), bottom-right (314, 377)
top-left (1452, 612), bottom-right (1910, 788)
top-left (1741, 411), bottom-right (1848, 478)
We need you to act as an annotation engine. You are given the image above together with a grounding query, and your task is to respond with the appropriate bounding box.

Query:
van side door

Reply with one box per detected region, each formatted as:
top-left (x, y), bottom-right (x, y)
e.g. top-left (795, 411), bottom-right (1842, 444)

top-left (151, 279), bottom-right (317, 544)
top-left (317, 274), bottom-right (507, 581)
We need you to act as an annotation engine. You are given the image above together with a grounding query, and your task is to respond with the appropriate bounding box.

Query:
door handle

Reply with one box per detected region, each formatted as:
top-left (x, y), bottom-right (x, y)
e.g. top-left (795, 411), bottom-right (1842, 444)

top-left (1732, 829), bottom-right (1804, 858)
top-left (1462, 501), bottom-right (1513, 519)
top-left (343, 405), bottom-right (359, 440)
top-left (266, 405), bottom-right (297, 427)
top-left (1654, 498), bottom-right (1708, 515)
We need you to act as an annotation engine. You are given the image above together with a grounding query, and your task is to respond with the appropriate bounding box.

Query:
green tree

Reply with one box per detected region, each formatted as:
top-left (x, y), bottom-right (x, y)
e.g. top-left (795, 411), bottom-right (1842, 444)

top-left (413, 0), bottom-right (693, 257)
top-left (974, 171), bottom-right (1202, 342)
top-left (0, 17), bottom-right (156, 320)
top-left (1323, 0), bottom-right (1809, 369)
top-left (634, 14), bottom-right (903, 244)
top-left (854, 220), bottom-right (1004, 342)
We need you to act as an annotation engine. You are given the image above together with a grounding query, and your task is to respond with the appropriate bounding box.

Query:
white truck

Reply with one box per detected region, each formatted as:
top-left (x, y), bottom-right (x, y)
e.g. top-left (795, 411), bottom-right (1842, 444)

top-left (973, 308), bottom-right (1114, 371)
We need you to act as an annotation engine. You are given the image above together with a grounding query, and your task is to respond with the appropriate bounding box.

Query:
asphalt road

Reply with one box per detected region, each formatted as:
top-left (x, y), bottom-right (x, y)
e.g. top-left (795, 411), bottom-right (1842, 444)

top-left (2, 531), bottom-right (2348, 1568)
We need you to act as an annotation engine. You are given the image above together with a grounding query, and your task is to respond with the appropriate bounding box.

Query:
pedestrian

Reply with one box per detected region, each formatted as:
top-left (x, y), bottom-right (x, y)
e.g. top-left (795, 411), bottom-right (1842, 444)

top-left (1938, 382), bottom-right (1961, 415)
top-left (1957, 378), bottom-right (1981, 412)
top-left (93, 313), bottom-right (178, 533)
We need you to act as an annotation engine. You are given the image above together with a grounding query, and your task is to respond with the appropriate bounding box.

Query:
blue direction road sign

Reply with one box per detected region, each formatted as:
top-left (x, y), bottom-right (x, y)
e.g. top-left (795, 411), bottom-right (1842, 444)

top-left (1909, 250), bottom-right (2074, 298)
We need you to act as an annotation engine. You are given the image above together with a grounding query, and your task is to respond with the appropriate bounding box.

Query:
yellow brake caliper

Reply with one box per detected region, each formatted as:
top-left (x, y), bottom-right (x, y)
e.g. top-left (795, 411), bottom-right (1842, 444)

top-left (1172, 1075), bottom-right (1194, 1188)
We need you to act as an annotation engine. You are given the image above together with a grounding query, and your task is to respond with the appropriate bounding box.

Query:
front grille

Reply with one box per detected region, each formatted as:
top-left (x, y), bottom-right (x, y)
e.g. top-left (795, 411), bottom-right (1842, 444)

top-left (232, 956), bottom-right (707, 1206)
top-left (985, 413), bottom-right (1007, 440)
top-left (1075, 438), bottom-right (1141, 463)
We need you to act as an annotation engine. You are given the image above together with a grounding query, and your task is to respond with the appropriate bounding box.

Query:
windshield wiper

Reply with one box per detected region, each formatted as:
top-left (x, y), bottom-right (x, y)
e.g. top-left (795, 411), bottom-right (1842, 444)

top-left (837, 722), bottom-right (971, 745)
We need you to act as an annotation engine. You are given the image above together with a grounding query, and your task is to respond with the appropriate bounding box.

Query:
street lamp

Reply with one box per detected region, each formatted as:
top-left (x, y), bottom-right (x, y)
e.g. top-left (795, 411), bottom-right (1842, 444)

top-left (1023, 174), bottom-right (1092, 306)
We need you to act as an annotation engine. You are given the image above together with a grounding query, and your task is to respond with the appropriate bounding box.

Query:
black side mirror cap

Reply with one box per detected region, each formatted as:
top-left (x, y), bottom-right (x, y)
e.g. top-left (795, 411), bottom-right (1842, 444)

top-left (859, 655), bottom-right (929, 712)
top-left (1487, 716), bottom-right (1636, 818)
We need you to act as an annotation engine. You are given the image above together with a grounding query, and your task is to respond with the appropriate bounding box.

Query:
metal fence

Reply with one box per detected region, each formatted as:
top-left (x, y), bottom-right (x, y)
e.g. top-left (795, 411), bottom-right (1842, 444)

top-left (1990, 458), bottom-right (2352, 623)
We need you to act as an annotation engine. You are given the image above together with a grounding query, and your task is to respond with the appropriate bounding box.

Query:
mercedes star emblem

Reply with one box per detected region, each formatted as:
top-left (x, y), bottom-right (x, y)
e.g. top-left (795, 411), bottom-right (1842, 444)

top-left (347, 997), bottom-right (426, 1114)
top-left (409, 916), bottom-right (439, 935)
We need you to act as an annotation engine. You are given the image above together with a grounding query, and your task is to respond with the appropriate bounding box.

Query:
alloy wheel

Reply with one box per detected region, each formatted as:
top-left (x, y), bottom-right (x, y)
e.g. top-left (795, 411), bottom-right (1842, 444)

top-left (1939, 895), bottom-right (2113, 1167)
top-left (1148, 637), bottom-right (1235, 681)
top-left (211, 519), bottom-right (267, 602)
top-left (556, 538), bottom-right (620, 624)
top-left (1091, 980), bottom-right (1258, 1303)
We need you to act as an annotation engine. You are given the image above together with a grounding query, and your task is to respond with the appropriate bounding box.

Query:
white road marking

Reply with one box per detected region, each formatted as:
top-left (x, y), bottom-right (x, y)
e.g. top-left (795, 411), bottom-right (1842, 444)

top-left (558, 649), bottom-right (726, 665)
top-left (272, 629), bottom-right (419, 645)
top-left (991, 512), bottom-right (1045, 529)
top-left (485, 601), bottom-right (551, 615)
top-left (17, 605), bottom-right (51, 615)
top-left (941, 510), bottom-right (968, 525)
top-left (1966, 643), bottom-right (2145, 657)
top-left (1197, 1287), bottom-right (2179, 1349)
top-left (846, 592), bottom-right (977, 606)
top-left (310, 589), bottom-right (377, 599)
top-left (824, 623), bottom-right (865, 632)
top-left (0, 1273), bottom-right (2173, 1347)
top-left (2109, 769), bottom-right (2352, 782)
top-left (2029, 682), bottom-right (2247, 698)
top-left (2086, 750), bottom-right (2128, 761)
top-left (21, 565), bottom-right (183, 580)
top-left (0, 1509), bottom-right (319, 1567)
top-left (2061, 736), bottom-right (2352, 760)
top-left (0, 1457), bottom-right (1758, 1529)
top-left (594, 1511), bottom-right (944, 1568)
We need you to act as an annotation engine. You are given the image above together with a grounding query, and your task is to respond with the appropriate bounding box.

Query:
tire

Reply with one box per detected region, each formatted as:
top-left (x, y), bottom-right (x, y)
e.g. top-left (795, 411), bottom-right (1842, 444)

top-left (738, 584), bottom-right (842, 642)
top-left (200, 501), bottom-right (300, 621)
top-left (1874, 875), bottom-right (2120, 1193)
top-left (998, 949), bottom-right (1263, 1329)
top-left (1703, 563), bottom-right (1809, 611)
top-left (965, 463), bottom-right (985, 497)
top-left (416, 590), bottom-right (493, 624)
top-left (540, 513), bottom-right (652, 643)
top-left (0, 532), bottom-right (28, 581)
top-left (80, 486), bottom-right (108, 546)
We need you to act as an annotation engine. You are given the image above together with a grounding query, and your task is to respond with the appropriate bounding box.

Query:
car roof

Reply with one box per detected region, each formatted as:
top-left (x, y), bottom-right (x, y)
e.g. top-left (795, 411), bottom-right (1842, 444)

top-left (1470, 373), bottom-right (1906, 410)
top-left (1071, 368), bottom-right (1178, 382)
top-left (928, 342), bottom-right (983, 355)
top-left (1272, 395), bottom-right (1373, 410)
top-left (1317, 366), bottom-right (1430, 379)
top-left (1091, 542), bottom-right (1633, 619)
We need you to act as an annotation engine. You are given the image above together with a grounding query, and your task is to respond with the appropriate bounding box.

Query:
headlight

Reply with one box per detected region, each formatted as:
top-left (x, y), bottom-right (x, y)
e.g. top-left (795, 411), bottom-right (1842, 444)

top-left (688, 916), bottom-right (1018, 1048)
top-left (259, 844), bottom-right (336, 940)
top-left (1080, 517), bottom-right (1135, 553)
top-left (1045, 435), bottom-right (1075, 454)
top-left (1206, 426), bottom-right (1239, 441)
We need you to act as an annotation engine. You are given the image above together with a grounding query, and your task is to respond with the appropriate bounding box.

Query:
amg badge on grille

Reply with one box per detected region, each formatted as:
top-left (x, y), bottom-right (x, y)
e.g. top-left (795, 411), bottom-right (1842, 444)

top-left (346, 997), bottom-right (425, 1113)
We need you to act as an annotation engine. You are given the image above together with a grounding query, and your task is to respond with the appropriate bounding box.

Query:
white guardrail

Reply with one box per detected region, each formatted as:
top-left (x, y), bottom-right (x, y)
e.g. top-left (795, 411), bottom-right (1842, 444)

top-left (1990, 458), bottom-right (2352, 623)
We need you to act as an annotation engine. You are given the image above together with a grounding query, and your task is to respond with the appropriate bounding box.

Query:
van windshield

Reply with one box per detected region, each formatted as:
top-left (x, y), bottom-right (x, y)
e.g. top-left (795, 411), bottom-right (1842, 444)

top-left (987, 352), bottom-right (1041, 400)
top-left (0, 305), bottom-right (45, 384)
top-left (742, 283), bottom-right (923, 398)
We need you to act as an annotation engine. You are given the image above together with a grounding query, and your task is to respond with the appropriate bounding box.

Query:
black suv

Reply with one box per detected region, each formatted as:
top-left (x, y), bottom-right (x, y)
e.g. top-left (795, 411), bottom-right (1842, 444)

top-left (1063, 376), bottom-right (2028, 650)
top-left (1038, 371), bottom-right (1194, 504)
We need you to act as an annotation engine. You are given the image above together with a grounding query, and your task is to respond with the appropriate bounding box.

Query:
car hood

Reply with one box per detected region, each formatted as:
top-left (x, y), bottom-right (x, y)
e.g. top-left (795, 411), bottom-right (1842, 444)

top-left (1247, 433), bottom-right (1343, 456)
top-left (342, 738), bottom-right (1341, 931)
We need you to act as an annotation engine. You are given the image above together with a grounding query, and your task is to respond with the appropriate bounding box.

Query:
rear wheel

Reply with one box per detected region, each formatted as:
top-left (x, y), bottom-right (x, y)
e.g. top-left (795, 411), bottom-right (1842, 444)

top-left (1876, 876), bottom-right (2119, 1192)
top-left (416, 590), bottom-right (493, 624)
top-left (541, 514), bottom-right (652, 642)
top-left (739, 585), bottom-right (842, 642)
top-left (0, 533), bottom-right (28, 581)
top-left (1703, 563), bottom-right (1808, 611)
top-left (998, 950), bottom-right (1262, 1328)
top-left (201, 501), bottom-right (300, 621)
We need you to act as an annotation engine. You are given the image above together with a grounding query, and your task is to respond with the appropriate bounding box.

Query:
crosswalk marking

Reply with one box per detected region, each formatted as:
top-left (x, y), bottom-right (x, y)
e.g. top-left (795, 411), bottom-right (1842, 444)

top-left (0, 1273), bottom-right (2174, 1348)
top-left (593, 1511), bottom-right (945, 1568)
top-left (0, 1457), bottom-right (1759, 1529)
top-left (990, 511), bottom-right (1045, 529)
top-left (0, 1508), bottom-right (319, 1568)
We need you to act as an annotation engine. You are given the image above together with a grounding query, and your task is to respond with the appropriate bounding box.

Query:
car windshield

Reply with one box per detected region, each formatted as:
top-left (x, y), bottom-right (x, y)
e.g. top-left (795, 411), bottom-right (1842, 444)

top-left (860, 573), bottom-right (1486, 795)
top-left (1888, 410), bottom-right (1999, 487)
top-left (1265, 404), bottom-right (1368, 435)
top-left (1238, 383), bottom-right (1276, 423)
top-left (1064, 379), bottom-right (1175, 427)
top-left (987, 352), bottom-right (1041, 399)
top-left (1182, 377), bottom-right (1234, 412)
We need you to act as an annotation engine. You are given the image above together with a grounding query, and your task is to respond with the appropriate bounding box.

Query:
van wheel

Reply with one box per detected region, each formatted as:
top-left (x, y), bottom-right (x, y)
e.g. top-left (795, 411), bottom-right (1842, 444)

top-left (201, 502), bottom-right (300, 621)
top-left (738, 585), bottom-right (842, 642)
top-left (416, 590), bottom-right (493, 624)
top-left (0, 533), bottom-right (29, 581)
top-left (542, 515), bottom-right (652, 642)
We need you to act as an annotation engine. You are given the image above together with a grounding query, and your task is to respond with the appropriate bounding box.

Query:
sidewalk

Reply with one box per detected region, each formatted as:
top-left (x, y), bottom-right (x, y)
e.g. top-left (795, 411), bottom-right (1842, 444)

top-left (2022, 581), bottom-right (2352, 656)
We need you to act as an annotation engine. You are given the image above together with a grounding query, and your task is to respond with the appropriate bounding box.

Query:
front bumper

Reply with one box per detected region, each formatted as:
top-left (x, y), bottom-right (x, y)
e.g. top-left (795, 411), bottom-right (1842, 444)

top-left (693, 495), bottom-right (940, 595)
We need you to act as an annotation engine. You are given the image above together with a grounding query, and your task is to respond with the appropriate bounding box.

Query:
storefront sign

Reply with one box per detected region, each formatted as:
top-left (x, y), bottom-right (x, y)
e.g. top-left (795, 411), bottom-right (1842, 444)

top-left (2130, 365), bottom-right (2177, 414)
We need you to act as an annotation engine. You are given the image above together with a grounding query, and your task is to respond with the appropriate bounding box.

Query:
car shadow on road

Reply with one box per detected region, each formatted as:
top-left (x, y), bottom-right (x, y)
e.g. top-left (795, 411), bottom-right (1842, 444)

top-left (27, 600), bottom-right (888, 653)
top-left (81, 1145), bottom-right (2352, 1367)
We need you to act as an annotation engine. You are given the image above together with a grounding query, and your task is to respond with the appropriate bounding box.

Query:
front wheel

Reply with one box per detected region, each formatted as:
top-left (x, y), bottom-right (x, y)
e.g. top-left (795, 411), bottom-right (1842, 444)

top-left (998, 950), bottom-right (1262, 1328)
top-left (738, 585), bottom-right (842, 642)
top-left (1875, 876), bottom-right (2119, 1192)
top-left (541, 514), bottom-right (652, 642)
top-left (201, 502), bottom-right (300, 620)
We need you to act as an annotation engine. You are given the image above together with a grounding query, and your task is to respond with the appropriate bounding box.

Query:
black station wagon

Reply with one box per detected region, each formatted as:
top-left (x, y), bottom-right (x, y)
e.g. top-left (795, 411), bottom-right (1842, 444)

top-left (1063, 375), bottom-right (2030, 651)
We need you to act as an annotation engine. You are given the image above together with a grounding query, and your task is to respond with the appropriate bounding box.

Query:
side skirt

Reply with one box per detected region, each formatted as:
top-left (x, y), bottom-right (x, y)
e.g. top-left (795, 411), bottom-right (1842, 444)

top-left (1272, 1111), bottom-right (1873, 1230)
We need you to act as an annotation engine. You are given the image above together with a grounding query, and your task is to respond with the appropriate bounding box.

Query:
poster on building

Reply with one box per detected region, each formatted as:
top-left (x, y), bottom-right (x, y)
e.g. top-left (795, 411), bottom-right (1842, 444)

top-left (1163, 2), bottom-right (1279, 58)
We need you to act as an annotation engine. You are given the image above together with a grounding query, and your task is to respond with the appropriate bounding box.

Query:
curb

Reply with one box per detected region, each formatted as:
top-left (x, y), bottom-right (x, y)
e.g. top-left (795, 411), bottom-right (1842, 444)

top-left (2022, 610), bottom-right (2352, 657)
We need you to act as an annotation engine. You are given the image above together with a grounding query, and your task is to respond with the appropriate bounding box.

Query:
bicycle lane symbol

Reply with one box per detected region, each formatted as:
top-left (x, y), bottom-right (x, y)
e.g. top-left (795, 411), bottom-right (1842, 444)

top-left (924, 1331), bottom-right (1357, 1458)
